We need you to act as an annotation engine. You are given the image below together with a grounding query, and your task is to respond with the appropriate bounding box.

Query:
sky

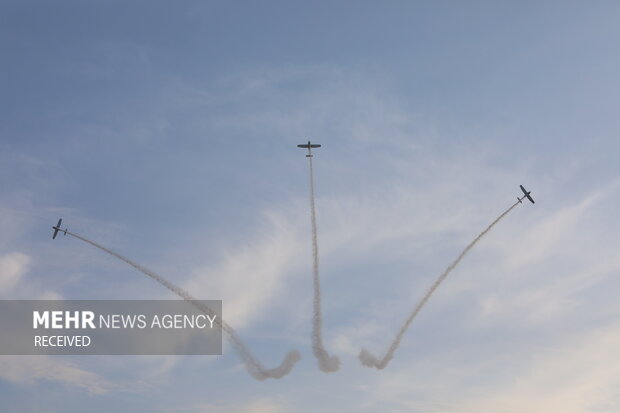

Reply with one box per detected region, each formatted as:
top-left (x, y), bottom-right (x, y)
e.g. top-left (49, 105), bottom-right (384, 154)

top-left (2, 1), bottom-right (620, 412)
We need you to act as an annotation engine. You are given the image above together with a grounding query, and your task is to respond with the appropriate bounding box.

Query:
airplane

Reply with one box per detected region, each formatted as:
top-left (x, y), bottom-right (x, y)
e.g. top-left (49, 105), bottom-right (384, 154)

top-left (52, 218), bottom-right (67, 239)
top-left (518, 185), bottom-right (535, 204)
top-left (297, 141), bottom-right (321, 157)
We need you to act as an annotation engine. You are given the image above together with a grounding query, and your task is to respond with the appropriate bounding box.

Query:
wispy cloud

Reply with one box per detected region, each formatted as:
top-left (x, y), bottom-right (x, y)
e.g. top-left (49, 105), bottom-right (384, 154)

top-left (183, 210), bottom-right (307, 329)
top-left (451, 324), bottom-right (620, 413)
top-left (170, 397), bottom-right (289, 413)
top-left (0, 252), bottom-right (29, 294)
top-left (0, 356), bottom-right (117, 395)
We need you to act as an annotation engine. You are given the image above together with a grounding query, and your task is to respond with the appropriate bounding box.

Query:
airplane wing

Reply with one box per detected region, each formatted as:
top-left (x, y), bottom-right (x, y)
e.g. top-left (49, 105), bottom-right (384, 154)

top-left (52, 218), bottom-right (62, 239)
top-left (298, 141), bottom-right (320, 157)
top-left (520, 185), bottom-right (535, 204)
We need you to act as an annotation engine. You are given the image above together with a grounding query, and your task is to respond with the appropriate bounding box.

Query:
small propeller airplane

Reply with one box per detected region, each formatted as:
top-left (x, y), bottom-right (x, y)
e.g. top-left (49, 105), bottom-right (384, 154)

top-left (518, 185), bottom-right (535, 204)
top-left (52, 218), bottom-right (67, 239)
top-left (297, 141), bottom-right (321, 157)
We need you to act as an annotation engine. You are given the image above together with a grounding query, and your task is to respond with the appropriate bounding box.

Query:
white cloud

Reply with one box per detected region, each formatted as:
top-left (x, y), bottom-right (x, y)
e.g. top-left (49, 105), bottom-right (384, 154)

top-left (341, 182), bottom-right (620, 412)
top-left (0, 356), bottom-right (116, 395)
top-left (0, 251), bottom-right (112, 395)
top-left (463, 186), bottom-right (620, 328)
top-left (0, 252), bottom-right (29, 294)
top-left (352, 322), bottom-right (620, 413)
top-left (172, 397), bottom-right (289, 413)
top-left (0, 251), bottom-right (63, 300)
top-left (451, 324), bottom-right (620, 413)
top-left (183, 211), bottom-right (306, 329)
top-left (500, 191), bottom-right (604, 271)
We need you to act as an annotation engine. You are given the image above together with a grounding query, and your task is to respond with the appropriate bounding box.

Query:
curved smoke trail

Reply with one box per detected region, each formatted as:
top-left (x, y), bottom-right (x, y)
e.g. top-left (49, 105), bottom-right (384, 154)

top-left (359, 200), bottom-right (520, 369)
top-left (65, 230), bottom-right (301, 380)
top-left (307, 156), bottom-right (340, 372)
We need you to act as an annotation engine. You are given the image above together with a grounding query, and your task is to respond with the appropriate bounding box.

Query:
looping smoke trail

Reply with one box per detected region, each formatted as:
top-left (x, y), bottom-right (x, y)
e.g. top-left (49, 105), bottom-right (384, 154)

top-left (65, 230), bottom-right (301, 380)
top-left (359, 200), bottom-right (521, 370)
top-left (307, 156), bottom-right (340, 372)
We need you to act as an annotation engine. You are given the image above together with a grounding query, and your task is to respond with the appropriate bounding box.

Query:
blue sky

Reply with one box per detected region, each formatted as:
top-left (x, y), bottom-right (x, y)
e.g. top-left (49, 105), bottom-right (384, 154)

top-left (2, 1), bottom-right (620, 412)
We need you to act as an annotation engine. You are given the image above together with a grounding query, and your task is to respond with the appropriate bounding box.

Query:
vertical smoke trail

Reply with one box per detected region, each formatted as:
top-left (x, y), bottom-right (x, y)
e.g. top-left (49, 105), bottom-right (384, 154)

top-left (359, 200), bottom-right (520, 369)
top-left (307, 156), bottom-right (340, 372)
top-left (65, 230), bottom-right (301, 380)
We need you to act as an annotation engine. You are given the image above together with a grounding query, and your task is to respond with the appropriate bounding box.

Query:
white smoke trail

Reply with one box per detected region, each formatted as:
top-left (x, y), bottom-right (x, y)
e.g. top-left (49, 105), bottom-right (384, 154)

top-left (307, 156), bottom-right (340, 372)
top-left (359, 200), bottom-right (521, 369)
top-left (65, 230), bottom-right (301, 380)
